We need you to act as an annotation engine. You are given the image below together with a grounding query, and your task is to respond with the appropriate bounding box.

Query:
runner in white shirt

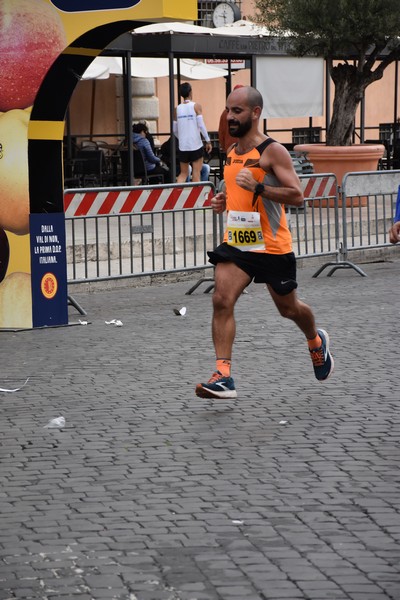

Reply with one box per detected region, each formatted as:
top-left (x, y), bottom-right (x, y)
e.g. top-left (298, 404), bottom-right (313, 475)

top-left (174, 82), bottom-right (212, 182)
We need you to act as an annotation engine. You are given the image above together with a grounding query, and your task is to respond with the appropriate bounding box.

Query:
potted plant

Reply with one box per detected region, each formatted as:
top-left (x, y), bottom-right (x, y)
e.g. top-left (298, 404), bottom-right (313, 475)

top-left (253, 0), bottom-right (400, 196)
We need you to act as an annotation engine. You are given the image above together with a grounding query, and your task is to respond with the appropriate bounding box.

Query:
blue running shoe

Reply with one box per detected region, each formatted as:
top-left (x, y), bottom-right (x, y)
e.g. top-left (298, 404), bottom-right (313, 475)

top-left (195, 370), bottom-right (237, 399)
top-left (309, 328), bottom-right (334, 381)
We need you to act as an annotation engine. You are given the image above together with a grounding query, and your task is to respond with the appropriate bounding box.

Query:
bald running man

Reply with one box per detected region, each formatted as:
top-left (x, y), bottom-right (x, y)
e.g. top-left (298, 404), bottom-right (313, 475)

top-left (196, 85), bottom-right (334, 399)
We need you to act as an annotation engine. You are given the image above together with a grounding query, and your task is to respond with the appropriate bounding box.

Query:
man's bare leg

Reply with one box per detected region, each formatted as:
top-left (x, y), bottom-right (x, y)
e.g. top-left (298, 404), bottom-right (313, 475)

top-left (212, 262), bottom-right (251, 358)
top-left (177, 162), bottom-right (189, 183)
top-left (268, 285), bottom-right (334, 380)
top-left (267, 286), bottom-right (317, 339)
top-left (195, 262), bottom-right (250, 399)
top-left (191, 157), bottom-right (204, 182)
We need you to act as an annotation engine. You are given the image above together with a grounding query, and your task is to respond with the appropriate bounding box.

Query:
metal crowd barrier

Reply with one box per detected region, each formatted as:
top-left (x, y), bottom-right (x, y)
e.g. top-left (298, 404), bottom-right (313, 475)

top-left (290, 172), bottom-right (366, 278)
top-left (64, 182), bottom-right (219, 284)
top-left (288, 173), bottom-right (339, 263)
top-left (64, 171), bottom-right (400, 288)
top-left (313, 169), bottom-right (400, 277)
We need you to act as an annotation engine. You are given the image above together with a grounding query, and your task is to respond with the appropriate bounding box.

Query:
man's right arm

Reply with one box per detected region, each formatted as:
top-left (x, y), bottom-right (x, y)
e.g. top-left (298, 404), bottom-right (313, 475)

top-left (211, 192), bottom-right (226, 214)
top-left (389, 220), bottom-right (400, 243)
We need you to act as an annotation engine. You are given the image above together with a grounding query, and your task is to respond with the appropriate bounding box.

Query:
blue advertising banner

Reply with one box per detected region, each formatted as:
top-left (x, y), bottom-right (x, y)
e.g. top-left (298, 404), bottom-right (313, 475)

top-left (30, 212), bottom-right (68, 328)
top-left (50, 0), bottom-right (141, 11)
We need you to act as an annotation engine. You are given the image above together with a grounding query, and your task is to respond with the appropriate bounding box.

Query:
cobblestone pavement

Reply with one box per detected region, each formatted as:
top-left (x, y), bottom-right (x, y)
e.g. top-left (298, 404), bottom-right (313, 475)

top-left (1, 258), bottom-right (400, 600)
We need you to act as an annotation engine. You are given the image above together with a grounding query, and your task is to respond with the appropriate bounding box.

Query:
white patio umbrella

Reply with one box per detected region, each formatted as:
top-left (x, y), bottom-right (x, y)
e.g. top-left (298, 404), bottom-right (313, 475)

top-left (81, 60), bottom-right (112, 80)
top-left (83, 56), bottom-right (229, 80)
top-left (179, 58), bottom-right (229, 80)
top-left (81, 56), bottom-right (122, 79)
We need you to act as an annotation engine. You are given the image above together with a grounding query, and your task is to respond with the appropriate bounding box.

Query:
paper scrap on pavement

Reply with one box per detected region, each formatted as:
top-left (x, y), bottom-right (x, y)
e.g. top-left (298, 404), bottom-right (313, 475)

top-left (105, 319), bottom-right (123, 326)
top-left (173, 307), bottom-right (187, 316)
top-left (0, 377), bottom-right (29, 393)
top-left (44, 416), bottom-right (65, 429)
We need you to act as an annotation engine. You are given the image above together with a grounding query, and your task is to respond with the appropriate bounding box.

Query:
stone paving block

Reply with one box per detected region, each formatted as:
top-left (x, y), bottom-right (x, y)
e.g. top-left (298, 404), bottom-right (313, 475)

top-left (46, 590), bottom-right (93, 600)
top-left (347, 595), bottom-right (395, 600)
top-left (301, 594), bottom-right (349, 600)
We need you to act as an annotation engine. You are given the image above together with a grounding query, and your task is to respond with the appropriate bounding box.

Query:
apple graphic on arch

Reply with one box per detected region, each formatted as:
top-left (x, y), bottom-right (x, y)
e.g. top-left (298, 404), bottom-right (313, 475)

top-left (0, 109), bottom-right (30, 235)
top-left (0, 272), bottom-right (32, 329)
top-left (0, 228), bottom-right (9, 283)
top-left (0, 0), bottom-right (67, 111)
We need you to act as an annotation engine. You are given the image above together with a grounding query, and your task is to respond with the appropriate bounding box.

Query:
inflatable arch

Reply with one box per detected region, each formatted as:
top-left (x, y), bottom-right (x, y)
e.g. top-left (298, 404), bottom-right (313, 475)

top-left (0, 0), bottom-right (196, 329)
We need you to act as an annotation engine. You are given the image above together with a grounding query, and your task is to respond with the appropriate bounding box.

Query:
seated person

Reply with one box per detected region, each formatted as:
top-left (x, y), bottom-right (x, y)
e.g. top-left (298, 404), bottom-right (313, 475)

top-left (138, 120), bottom-right (157, 154)
top-left (132, 123), bottom-right (170, 182)
top-left (187, 162), bottom-right (210, 182)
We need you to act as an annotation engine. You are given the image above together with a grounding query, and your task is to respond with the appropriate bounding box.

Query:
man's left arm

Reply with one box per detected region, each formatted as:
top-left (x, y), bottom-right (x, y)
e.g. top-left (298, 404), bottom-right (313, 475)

top-left (236, 143), bottom-right (303, 207)
top-left (142, 139), bottom-right (160, 165)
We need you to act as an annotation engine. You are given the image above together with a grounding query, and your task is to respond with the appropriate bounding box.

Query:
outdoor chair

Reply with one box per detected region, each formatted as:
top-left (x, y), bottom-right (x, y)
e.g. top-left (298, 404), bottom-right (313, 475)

top-left (73, 149), bottom-right (107, 187)
top-left (392, 142), bottom-right (400, 170)
top-left (204, 145), bottom-right (222, 186)
top-left (292, 127), bottom-right (322, 145)
top-left (120, 147), bottom-right (164, 185)
top-left (289, 151), bottom-right (314, 175)
top-left (365, 139), bottom-right (390, 169)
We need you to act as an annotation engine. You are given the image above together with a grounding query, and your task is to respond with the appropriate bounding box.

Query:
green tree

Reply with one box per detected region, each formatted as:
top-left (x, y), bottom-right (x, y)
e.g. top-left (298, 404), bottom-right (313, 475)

top-left (253, 0), bottom-right (400, 145)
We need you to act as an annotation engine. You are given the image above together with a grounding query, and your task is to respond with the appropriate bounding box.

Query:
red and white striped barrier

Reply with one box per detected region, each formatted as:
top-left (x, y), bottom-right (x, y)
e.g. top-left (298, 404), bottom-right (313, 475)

top-left (64, 184), bottom-right (213, 217)
top-left (301, 175), bottom-right (337, 199)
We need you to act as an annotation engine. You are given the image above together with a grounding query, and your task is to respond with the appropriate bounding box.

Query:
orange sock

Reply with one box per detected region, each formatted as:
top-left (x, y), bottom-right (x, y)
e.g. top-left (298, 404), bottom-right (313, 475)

top-left (216, 359), bottom-right (231, 377)
top-left (307, 334), bottom-right (322, 350)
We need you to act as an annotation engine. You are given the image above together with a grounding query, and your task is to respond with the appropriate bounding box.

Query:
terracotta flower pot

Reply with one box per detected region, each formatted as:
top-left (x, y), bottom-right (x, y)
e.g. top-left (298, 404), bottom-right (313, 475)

top-left (294, 143), bottom-right (385, 207)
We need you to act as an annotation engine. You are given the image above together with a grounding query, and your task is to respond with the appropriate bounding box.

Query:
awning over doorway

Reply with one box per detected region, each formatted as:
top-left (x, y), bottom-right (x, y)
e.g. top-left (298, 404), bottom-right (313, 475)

top-left (131, 20), bottom-right (273, 36)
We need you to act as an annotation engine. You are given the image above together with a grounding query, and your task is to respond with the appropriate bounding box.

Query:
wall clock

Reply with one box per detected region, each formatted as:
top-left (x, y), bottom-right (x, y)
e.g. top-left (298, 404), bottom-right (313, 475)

top-left (212, 2), bottom-right (241, 28)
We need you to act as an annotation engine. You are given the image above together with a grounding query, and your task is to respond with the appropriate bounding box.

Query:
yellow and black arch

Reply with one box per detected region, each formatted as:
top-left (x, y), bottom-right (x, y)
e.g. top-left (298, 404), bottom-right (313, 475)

top-left (28, 22), bottom-right (141, 216)
top-left (1, 0), bottom-right (197, 329)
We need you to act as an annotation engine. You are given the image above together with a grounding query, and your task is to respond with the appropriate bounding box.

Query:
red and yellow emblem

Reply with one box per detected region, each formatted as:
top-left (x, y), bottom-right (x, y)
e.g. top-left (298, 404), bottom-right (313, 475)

top-left (41, 272), bottom-right (58, 299)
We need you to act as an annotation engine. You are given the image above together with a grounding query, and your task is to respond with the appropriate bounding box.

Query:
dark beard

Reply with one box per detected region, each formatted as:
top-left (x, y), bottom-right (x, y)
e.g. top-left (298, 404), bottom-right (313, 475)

top-left (228, 118), bottom-right (252, 138)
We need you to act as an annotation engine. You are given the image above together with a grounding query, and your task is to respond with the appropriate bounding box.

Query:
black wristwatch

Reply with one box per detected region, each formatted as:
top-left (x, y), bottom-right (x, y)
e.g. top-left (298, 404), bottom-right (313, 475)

top-left (254, 183), bottom-right (265, 197)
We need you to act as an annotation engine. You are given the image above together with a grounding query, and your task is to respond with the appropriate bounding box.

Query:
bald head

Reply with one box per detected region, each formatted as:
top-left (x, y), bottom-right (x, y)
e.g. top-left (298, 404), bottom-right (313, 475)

top-left (225, 85), bottom-right (264, 139)
top-left (228, 85), bottom-right (263, 111)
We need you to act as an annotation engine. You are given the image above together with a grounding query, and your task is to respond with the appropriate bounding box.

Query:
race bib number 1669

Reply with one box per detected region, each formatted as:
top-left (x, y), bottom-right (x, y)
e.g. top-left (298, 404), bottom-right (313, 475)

top-left (227, 210), bottom-right (264, 252)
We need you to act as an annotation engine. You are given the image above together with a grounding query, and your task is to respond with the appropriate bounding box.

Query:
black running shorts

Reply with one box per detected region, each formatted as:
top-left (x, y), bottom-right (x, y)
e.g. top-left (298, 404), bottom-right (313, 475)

top-left (178, 146), bottom-right (204, 163)
top-left (208, 242), bottom-right (298, 296)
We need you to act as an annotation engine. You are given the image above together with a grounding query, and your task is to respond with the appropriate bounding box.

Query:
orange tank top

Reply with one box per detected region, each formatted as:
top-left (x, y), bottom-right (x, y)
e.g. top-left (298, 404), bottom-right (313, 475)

top-left (223, 139), bottom-right (293, 254)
